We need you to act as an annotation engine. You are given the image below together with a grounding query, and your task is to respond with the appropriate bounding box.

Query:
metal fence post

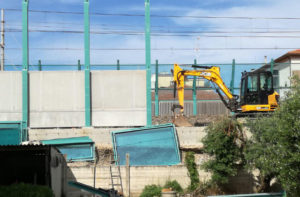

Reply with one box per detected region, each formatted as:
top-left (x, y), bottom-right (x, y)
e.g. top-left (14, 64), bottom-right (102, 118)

top-left (271, 58), bottom-right (274, 74)
top-left (77, 59), bottom-right (81, 71)
top-left (117, 59), bottom-right (120, 70)
top-left (230, 59), bottom-right (236, 94)
top-left (193, 59), bottom-right (197, 115)
top-left (145, 0), bottom-right (152, 126)
top-left (155, 59), bottom-right (159, 116)
top-left (22, 0), bottom-right (29, 128)
top-left (38, 59), bottom-right (41, 71)
top-left (84, 0), bottom-right (91, 127)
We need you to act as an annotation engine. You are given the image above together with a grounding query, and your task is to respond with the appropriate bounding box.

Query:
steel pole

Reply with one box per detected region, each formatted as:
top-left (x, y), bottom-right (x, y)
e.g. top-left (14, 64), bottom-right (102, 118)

top-left (145, 0), bottom-right (152, 125)
top-left (193, 59), bottom-right (197, 115)
top-left (77, 59), bottom-right (81, 71)
top-left (155, 59), bottom-right (159, 116)
top-left (22, 0), bottom-right (29, 128)
top-left (270, 58), bottom-right (274, 75)
top-left (38, 59), bottom-right (41, 71)
top-left (84, 0), bottom-right (91, 127)
top-left (230, 59), bottom-right (236, 94)
top-left (117, 59), bottom-right (120, 70)
top-left (1, 9), bottom-right (4, 71)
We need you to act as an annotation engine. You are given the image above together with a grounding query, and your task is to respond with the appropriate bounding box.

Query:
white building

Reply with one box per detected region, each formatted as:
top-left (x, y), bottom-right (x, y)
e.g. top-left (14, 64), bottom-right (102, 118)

top-left (258, 49), bottom-right (300, 96)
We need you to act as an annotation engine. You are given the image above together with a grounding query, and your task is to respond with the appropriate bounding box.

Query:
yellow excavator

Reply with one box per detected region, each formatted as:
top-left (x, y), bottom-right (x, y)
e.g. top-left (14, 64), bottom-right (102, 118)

top-left (172, 64), bottom-right (279, 126)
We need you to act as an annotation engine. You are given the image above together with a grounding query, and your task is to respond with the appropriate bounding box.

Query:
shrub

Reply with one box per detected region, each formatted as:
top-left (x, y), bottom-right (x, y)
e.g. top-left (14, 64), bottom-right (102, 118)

top-left (185, 151), bottom-right (200, 191)
top-left (163, 180), bottom-right (183, 194)
top-left (140, 184), bottom-right (162, 197)
top-left (0, 183), bottom-right (54, 197)
top-left (202, 117), bottom-right (245, 185)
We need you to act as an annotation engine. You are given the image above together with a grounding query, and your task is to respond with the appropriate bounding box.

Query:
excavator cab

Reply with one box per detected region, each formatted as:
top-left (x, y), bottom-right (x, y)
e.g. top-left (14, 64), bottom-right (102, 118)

top-left (239, 71), bottom-right (279, 112)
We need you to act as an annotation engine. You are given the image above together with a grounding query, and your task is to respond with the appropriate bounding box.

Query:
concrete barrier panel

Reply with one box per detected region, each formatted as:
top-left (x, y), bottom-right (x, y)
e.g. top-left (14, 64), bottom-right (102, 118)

top-left (91, 70), bottom-right (146, 126)
top-left (29, 71), bottom-right (85, 127)
top-left (0, 72), bottom-right (22, 121)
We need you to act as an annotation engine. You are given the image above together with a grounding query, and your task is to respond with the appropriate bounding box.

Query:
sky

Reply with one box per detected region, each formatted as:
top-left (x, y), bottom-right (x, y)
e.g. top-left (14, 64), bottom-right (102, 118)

top-left (1, 0), bottom-right (300, 70)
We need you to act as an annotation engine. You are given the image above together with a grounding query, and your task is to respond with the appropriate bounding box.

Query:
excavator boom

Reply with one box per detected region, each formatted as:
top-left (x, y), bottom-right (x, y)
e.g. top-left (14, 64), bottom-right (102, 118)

top-left (173, 64), bottom-right (238, 114)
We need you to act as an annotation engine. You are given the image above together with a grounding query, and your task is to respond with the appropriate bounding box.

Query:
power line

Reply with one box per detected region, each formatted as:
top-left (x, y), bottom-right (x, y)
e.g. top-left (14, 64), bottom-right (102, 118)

top-left (6, 29), bottom-right (300, 38)
top-left (7, 26), bottom-right (300, 34)
top-left (7, 22), bottom-right (300, 32)
top-left (4, 8), bottom-right (300, 20)
top-left (6, 47), bottom-right (299, 51)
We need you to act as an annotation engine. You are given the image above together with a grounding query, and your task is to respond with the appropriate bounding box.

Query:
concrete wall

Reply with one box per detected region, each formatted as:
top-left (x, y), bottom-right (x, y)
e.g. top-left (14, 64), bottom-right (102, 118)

top-left (51, 147), bottom-right (68, 197)
top-left (28, 127), bottom-right (205, 150)
top-left (91, 71), bottom-right (146, 126)
top-left (0, 72), bottom-right (22, 121)
top-left (29, 71), bottom-right (85, 127)
top-left (0, 70), bottom-right (146, 127)
top-left (67, 164), bottom-right (210, 197)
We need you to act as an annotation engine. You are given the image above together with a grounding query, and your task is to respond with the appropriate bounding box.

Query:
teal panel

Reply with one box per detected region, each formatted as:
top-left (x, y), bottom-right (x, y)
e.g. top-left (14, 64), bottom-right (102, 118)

top-left (112, 124), bottom-right (180, 166)
top-left (68, 181), bottom-right (110, 197)
top-left (56, 144), bottom-right (94, 161)
top-left (0, 122), bottom-right (24, 145)
top-left (0, 128), bottom-right (20, 145)
top-left (41, 136), bottom-right (94, 161)
top-left (41, 136), bottom-right (93, 145)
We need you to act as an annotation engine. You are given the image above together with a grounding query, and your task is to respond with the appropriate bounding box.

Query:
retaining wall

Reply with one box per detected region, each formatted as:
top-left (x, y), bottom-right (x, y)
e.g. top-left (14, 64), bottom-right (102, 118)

top-left (28, 127), bottom-right (256, 197)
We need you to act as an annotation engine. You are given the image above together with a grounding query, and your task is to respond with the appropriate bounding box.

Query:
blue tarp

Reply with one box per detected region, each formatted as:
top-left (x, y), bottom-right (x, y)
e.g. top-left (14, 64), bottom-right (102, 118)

top-left (41, 136), bottom-right (94, 161)
top-left (112, 124), bottom-right (180, 166)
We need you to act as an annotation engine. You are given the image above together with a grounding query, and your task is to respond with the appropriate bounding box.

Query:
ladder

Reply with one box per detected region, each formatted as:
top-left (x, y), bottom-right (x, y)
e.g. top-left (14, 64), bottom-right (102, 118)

top-left (109, 158), bottom-right (124, 196)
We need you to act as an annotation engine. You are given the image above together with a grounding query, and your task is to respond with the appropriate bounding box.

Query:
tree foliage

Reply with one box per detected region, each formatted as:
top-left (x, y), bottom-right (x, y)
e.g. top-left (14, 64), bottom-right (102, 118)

top-left (246, 77), bottom-right (300, 195)
top-left (202, 117), bottom-right (245, 185)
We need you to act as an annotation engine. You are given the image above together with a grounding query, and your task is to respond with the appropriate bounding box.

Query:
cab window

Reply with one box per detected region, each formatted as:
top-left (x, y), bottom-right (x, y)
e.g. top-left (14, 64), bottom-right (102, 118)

top-left (260, 73), bottom-right (272, 91)
top-left (247, 75), bottom-right (258, 92)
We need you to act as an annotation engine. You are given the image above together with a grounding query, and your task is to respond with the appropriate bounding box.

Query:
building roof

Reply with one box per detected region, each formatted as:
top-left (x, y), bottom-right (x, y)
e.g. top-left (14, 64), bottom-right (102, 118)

top-left (257, 49), bottom-right (300, 71)
top-left (275, 49), bottom-right (300, 63)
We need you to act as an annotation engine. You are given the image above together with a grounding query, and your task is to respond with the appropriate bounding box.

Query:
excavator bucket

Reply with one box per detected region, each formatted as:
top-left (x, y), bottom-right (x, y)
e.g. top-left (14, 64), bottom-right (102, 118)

top-left (173, 115), bottom-right (193, 127)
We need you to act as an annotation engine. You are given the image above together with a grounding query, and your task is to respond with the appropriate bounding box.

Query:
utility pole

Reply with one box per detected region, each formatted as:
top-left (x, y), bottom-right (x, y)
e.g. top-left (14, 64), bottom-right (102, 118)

top-left (1, 9), bottom-right (4, 71)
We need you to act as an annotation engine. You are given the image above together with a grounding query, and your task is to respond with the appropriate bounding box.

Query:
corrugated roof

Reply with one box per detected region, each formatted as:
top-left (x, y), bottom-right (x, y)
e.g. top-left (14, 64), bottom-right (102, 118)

top-left (0, 145), bottom-right (50, 152)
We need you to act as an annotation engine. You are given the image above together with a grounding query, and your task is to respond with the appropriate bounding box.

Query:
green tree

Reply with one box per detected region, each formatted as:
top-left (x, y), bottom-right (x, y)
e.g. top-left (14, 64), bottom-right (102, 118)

top-left (202, 117), bottom-right (245, 185)
top-left (246, 77), bottom-right (300, 195)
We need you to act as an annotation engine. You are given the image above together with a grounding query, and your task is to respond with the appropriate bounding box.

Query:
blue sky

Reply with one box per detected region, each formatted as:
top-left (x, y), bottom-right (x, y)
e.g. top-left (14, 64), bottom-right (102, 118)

top-left (1, 0), bottom-right (300, 69)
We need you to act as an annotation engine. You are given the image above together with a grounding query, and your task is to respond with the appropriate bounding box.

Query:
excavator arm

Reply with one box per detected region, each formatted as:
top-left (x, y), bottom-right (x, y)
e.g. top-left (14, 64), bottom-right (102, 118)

top-left (173, 64), bottom-right (238, 114)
